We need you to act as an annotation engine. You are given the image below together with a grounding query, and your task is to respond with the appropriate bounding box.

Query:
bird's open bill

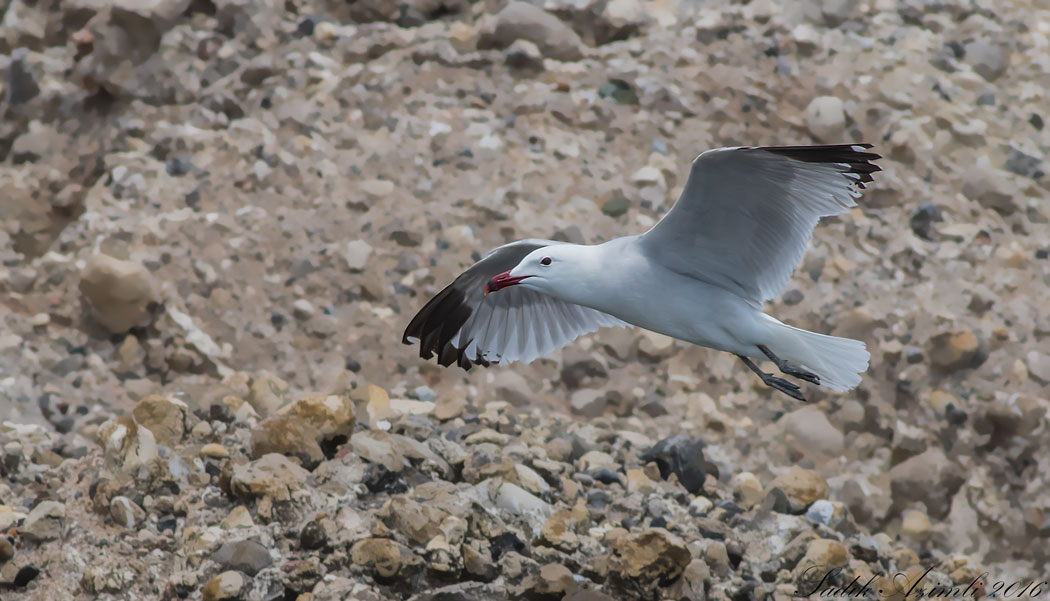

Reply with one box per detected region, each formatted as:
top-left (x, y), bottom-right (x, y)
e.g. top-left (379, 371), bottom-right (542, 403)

top-left (483, 271), bottom-right (530, 296)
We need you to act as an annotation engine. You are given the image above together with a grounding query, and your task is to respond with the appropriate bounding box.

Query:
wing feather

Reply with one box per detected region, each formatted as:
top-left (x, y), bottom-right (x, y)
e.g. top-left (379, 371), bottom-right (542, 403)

top-left (639, 144), bottom-right (881, 303)
top-left (403, 239), bottom-right (628, 369)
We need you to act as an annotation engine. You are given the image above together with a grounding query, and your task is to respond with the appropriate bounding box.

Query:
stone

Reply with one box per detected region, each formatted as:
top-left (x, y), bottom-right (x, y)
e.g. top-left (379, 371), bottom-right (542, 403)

top-left (636, 330), bottom-right (675, 361)
top-left (211, 540), bottom-right (272, 576)
top-left (0, 536), bottom-right (13, 562)
top-left (300, 519), bottom-right (328, 550)
top-left (909, 202), bottom-right (942, 239)
top-left (222, 506), bottom-right (254, 530)
top-left (1025, 351), bottom-right (1050, 385)
top-left (350, 430), bottom-right (405, 472)
top-left (97, 416), bottom-right (158, 472)
top-left (514, 464), bottom-right (551, 496)
top-left (79, 253), bottom-right (158, 334)
top-left (492, 370), bottom-right (533, 406)
top-left (900, 509), bottom-right (932, 541)
top-left (202, 571), bottom-right (245, 601)
top-left (819, 0), bottom-right (860, 26)
top-left (478, 2), bottom-right (585, 62)
top-left (342, 240), bottom-right (373, 271)
top-left (361, 179), bottom-right (395, 197)
top-left (625, 468), bottom-right (656, 495)
top-left (109, 496), bottom-right (144, 528)
top-left (505, 39), bottom-right (544, 71)
top-left (669, 559), bottom-right (710, 600)
top-left (380, 496), bottom-right (447, 546)
top-left (795, 538), bottom-right (849, 576)
top-left (731, 472), bottom-right (764, 508)
top-left (600, 195), bottom-right (630, 218)
top-left (251, 415), bottom-right (324, 469)
top-left (569, 389), bottom-right (607, 418)
top-left (639, 435), bottom-right (706, 494)
top-left (767, 467), bottom-right (829, 509)
top-left (805, 96), bottom-right (846, 142)
top-left (201, 443), bottom-right (229, 459)
top-left (351, 538), bottom-right (402, 578)
top-left (964, 40), bottom-right (1008, 81)
top-left (607, 528), bottom-right (691, 584)
top-left (962, 167), bottom-right (1020, 215)
top-left (540, 508), bottom-right (583, 551)
top-left (525, 563), bottom-right (576, 597)
top-left (927, 330), bottom-right (987, 372)
top-left (889, 448), bottom-right (964, 519)
top-left (21, 501), bottom-right (65, 542)
top-left (780, 406), bottom-right (845, 457)
top-left (229, 454), bottom-right (309, 518)
top-left (132, 395), bottom-right (187, 447)
top-left (248, 371), bottom-right (288, 417)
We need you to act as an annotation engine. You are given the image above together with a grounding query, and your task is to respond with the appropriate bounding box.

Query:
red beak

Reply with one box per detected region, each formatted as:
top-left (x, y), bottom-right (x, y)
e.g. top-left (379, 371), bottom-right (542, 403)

top-left (483, 270), bottom-right (531, 295)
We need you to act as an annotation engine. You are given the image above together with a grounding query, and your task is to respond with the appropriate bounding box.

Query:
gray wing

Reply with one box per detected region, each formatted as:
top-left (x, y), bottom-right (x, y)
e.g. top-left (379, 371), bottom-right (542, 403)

top-left (403, 239), bottom-right (628, 369)
top-left (639, 144), bottom-right (881, 303)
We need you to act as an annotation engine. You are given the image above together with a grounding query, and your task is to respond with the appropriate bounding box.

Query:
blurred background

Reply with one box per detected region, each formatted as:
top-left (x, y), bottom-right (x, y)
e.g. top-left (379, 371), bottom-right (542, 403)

top-left (1, 0), bottom-right (1048, 599)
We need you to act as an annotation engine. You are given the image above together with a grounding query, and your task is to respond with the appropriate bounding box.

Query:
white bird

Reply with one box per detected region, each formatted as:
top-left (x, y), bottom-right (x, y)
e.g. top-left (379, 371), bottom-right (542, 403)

top-left (403, 144), bottom-right (881, 401)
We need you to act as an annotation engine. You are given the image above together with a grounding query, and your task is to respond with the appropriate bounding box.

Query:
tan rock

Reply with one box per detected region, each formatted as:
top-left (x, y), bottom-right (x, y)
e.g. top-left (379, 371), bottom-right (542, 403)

top-left (201, 443), bottom-right (229, 459)
top-left (607, 528), bottom-right (691, 583)
top-left (78, 253), bottom-right (157, 334)
top-left (250, 415), bottom-right (324, 468)
top-left (109, 496), bottom-right (144, 528)
top-left (350, 538), bottom-right (402, 578)
top-left (202, 570), bottom-right (245, 601)
top-left (98, 415), bottom-right (158, 472)
top-left (731, 471), bottom-right (764, 508)
top-left (221, 506), bottom-right (254, 530)
top-left (796, 538), bottom-right (849, 575)
top-left (525, 563), bottom-right (576, 596)
top-left (21, 500), bottom-right (65, 542)
top-left (277, 393), bottom-right (355, 441)
top-left (248, 371), bottom-right (288, 417)
top-left (625, 468), bottom-right (656, 495)
top-left (767, 467), bottom-right (829, 508)
top-left (478, 1), bottom-right (585, 61)
top-left (900, 509), bottom-right (932, 541)
top-left (132, 394), bottom-right (187, 447)
top-left (379, 496), bottom-right (447, 546)
top-left (928, 330), bottom-right (987, 372)
top-left (229, 453), bottom-right (308, 519)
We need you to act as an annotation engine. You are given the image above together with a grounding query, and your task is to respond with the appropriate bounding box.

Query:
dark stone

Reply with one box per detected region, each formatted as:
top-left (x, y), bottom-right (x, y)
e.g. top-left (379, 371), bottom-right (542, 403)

top-left (14, 566), bottom-right (40, 587)
top-left (300, 520), bottom-right (327, 550)
top-left (597, 79), bottom-right (638, 105)
top-left (1031, 113), bottom-right (1044, 131)
top-left (209, 403), bottom-right (233, 423)
top-left (490, 532), bottom-right (526, 562)
top-left (560, 358), bottom-right (607, 389)
top-left (649, 516), bottom-right (667, 529)
top-left (157, 514), bottom-right (177, 533)
top-left (909, 202), bottom-right (942, 240)
top-left (345, 358), bottom-right (361, 372)
top-left (1004, 146), bottom-right (1045, 179)
top-left (1036, 248), bottom-right (1050, 260)
top-left (945, 403), bottom-right (968, 425)
top-left (639, 435), bottom-right (707, 494)
top-left (363, 464), bottom-right (407, 495)
top-left (781, 289), bottom-right (804, 306)
top-left (592, 469), bottom-right (620, 485)
top-left (8, 50), bottom-right (40, 104)
top-left (165, 158), bottom-right (193, 177)
top-left (211, 539), bottom-right (273, 576)
top-left (765, 487), bottom-right (792, 514)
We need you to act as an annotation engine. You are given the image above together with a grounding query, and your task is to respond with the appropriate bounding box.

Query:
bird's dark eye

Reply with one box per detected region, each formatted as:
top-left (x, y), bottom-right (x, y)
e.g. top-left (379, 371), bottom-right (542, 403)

top-left (540, 257), bottom-right (552, 266)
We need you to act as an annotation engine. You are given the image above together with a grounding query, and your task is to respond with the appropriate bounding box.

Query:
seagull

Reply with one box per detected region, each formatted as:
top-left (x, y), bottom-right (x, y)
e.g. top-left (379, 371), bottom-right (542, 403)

top-left (403, 144), bottom-right (880, 401)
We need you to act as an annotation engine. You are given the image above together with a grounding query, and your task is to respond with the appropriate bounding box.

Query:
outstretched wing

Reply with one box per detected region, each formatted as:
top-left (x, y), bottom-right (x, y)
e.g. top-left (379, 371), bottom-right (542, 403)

top-left (403, 239), bottom-right (628, 369)
top-left (639, 144), bottom-right (881, 303)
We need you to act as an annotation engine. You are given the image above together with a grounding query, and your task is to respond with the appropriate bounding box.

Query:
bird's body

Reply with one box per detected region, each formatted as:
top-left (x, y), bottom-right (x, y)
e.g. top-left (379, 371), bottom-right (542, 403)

top-left (403, 144), bottom-right (881, 400)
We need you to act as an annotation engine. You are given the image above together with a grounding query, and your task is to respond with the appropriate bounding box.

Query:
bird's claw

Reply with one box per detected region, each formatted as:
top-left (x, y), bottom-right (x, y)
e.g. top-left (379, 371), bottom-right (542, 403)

top-left (763, 375), bottom-right (807, 402)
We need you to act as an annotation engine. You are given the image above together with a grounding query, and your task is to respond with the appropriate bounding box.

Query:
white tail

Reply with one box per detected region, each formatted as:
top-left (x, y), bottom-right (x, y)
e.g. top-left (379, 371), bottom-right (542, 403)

top-left (762, 316), bottom-right (869, 392)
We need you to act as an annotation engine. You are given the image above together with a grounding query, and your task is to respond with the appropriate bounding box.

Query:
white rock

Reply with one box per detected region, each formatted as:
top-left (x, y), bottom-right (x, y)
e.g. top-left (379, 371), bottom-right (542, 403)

top-left (342, 240), bottom-right (373, 271)
top-left (805, 96), bottom-right (846, 142)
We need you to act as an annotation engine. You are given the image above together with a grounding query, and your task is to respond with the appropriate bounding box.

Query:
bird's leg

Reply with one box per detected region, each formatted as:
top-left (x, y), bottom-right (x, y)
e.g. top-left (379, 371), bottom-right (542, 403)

top-left (757, 344), bottom-right (820, 386)
top-left (736, 355), bottom-right (807, 402)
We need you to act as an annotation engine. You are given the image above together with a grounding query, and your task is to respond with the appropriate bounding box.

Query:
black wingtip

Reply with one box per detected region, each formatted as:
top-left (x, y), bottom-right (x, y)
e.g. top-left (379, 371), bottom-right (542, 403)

top-left (760, 144), bottom-right (882, 187)
top-left (402, 279), bottom-right (482, 370)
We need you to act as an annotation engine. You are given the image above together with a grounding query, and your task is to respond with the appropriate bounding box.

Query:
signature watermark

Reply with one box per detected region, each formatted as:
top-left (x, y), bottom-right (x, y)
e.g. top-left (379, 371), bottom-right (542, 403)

top-left (795, 564), bottom-right (1048, 599)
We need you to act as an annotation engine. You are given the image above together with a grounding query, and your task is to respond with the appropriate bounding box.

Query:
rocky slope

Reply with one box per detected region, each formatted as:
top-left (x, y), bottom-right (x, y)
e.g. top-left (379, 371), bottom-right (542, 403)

top-left (1, 0), bottom-right (1049, 599)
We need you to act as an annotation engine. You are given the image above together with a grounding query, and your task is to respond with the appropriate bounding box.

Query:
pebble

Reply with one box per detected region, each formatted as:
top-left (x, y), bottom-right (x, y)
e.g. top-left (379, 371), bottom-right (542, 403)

top-left (927, 330), bottom-right (987, 372)
top-left (132, 395), bottom-right (188, 447)
top-left (210, 540), bottom-right (273, 576)
top-left (202, 570), bottom-right (246, 601)
top-left (767, 467), bottom-right (829, 509)
top-left (607, 528), bottom-right (691, 584)
top-left (78, 253), bottom-right (157, 334)
top-left (21, 500), bottom-right (65, 542)
top-left (351, 538), bottom-right (402, 578)
top-left (805, 96), bottom-right (846, 142)
top-left (221, 506), bottom-right (255, 530)
top-left (110, 496), bottom-right (145, 528)
top-left (300, 519), bottom-right (328, 550)
top-left (201, 443), bottom-right (229, 459)
top-left (479, 1), bottom-right (585, 61)
top-left (639, 435), bottom-right (707, 494)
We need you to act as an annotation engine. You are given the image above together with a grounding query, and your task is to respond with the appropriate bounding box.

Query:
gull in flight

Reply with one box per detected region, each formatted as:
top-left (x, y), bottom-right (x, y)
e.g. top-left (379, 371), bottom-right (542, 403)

top-left (403, 144), bottom-right (881, 401)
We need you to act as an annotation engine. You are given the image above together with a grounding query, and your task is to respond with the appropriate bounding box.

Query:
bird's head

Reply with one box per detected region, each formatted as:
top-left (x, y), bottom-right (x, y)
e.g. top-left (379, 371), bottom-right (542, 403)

top-left (483, 245), bottom-right (592, 298)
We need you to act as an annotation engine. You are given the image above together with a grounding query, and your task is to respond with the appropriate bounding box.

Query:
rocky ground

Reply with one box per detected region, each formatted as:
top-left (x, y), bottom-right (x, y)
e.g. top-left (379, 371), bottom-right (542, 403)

top-left (2, 0), bottom-right (1049, 599)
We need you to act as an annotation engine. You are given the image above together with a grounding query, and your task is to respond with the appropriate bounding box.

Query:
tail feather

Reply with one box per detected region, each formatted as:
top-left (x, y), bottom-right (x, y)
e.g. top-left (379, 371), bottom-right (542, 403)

top-left (763, 317), bottom-right (869, 392)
